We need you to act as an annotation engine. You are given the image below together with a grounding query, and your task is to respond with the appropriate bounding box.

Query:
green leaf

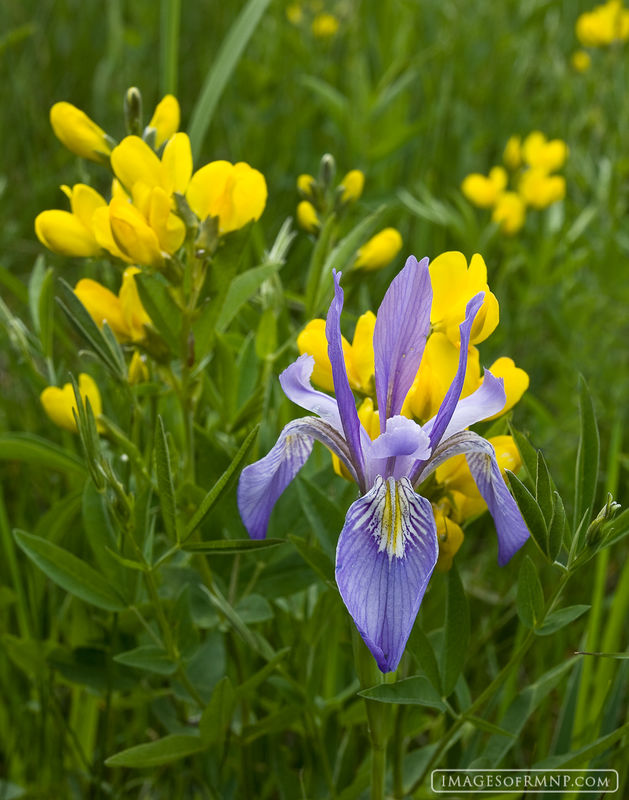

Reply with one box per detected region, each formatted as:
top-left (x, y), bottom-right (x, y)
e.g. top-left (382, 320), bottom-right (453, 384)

top-left (574, 376), bottom-right (600, 529)
top-left (508, 425), bottom-right (538, 488)
top-left (29, 259), bottom-right (54, 357)
top-left (154, 417), bottom-right (177, 541)
top-left (182, 538), bottom-right (285, 555)
top-left (358, 677), bottom-right (446, 711)
top-left (105, 734), bottom-right (206, 768)
top-left (288, 535), bottom-right (335, 584)
top-left (407, 625), bottom-right (442, 695)
top-left (533, 720), bottom-right (629, 769)
top-left (535, 450), bottom-right (554, 525)
top-left (134, 272), bottom-right (180, 352)
top-left (216, 262), bottom-right (280, 332)
top-left (14, 529), bottom-right (126, 611)
top-left (236, 647), bottom-right (290, 698)
top-left (441, 562), bottom-right (470, 697)
top-left (506, 470), bottom-right (547, 556)
top-left (183, 424), bottom-right (259, 539)
top-left (0, 433), bottom-right (85, 475)
top-left (57, 279), bottom-right (126, 379)
top-left (114, 645), bottom-right (177, 675)
top-left (548, 490), bottom-right (567, 561)
top-left (535, 605), bottom-right (591, 636)
top-left (296, 475), bottom-right (346, 556)
top-left (254, 307), bottom-right (277, 359)
top-left (200, 676), bottom-right (235, 744)
top-left (466, 715), bottom-right (516, 738)
top-left (516, 555), bottom-right (544, 629)
top-left (188, 0), bottom-right (271, 160)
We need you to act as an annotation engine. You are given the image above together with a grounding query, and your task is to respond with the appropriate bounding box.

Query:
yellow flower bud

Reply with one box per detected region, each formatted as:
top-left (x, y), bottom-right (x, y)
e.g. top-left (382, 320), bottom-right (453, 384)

top-left (461, 166), bottom-right (507, 208)
top-left (35, 183), bottom-right (106, 258)
top-left (296, 200), bottom-right (320, 233)
top-left (522, 132), bottom-right (568, 172)
top-left (186, 161), bottom-right (267, 234)
top-left (312, 12), bottom-right (339, 38)
top-left (519, 169), bottom-right (566, 209)
top-left (49, 102), bottom-right (112, 164)
top-left (40, 374), bottom-right (103, 433)
top-left (491, 191), bottom-right (526, 235)
top-left (354, 228), bottom-right (403, 271)
top-left (119, 267), bottom-right (152, 341)
top-left (128, 350), bottom-right (149, 384)
top-left (433, 509), bottom-right (465, 572)
top-left (147, 94), bottom-right (180, 148)
top-left (571, 49), bottom-right (592, 72)
top-left (429, 251), bottom-right (499, 346)
top-left (339, 169), bottom-right (365, 203)
top-left (503, 136), bottom-right (522, 171)
top-left (297, 173), bottom-right (316, 198)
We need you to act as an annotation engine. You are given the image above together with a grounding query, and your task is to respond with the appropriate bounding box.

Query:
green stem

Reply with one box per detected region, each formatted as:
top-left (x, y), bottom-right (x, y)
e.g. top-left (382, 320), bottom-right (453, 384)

top-left (0, 486), bottom-right (31, 638)
top-left (160, 0), bottom-right (181, 95)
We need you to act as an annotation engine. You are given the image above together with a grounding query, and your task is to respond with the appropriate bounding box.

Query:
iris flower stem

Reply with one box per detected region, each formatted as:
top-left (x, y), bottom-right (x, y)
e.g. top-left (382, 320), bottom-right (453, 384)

top-left (411, 567), bottom-right (573, 792)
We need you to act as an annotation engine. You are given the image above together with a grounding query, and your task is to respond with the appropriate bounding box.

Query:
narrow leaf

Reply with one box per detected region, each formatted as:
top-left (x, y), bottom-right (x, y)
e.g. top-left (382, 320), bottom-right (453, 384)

top-left (0, 433), bottom-right (85, 475)
top-left (154, 417), bottom-right (177, 541)
top-left (535, 450), bottom-right (554, 525)
top-left (200, 676), bottom-right (235, 744)
top-left (506, 470), bottom-right (547, 556)
top-left (407, 625), bottom-right (442, 695)
top-left (105, 734), bottom-right (206, 767)
top-left (516, 555), bottom-right (544, 629)
top-left (114, 646), bottom-right (177, 675)
top-left (536, 605), bottom-right (590, 636)
top-left (441, 563), bottom-right (470, 697)
top-left (216, 262), bottom-right (280, 332)
top-left (548, 490), bottom-right (567, 561)
top-left (14, 530), bottom-right (126, 612)
top-left (358, 676), bottom-right (446, 710)
top-left (288, 535), bottom-right (335, 584)
top-left (182, 538), bottom-right (285, 555)
top-left (574, 376), bottom-right (600, 529)
top-left (508, 425), bottom-right (538, 488)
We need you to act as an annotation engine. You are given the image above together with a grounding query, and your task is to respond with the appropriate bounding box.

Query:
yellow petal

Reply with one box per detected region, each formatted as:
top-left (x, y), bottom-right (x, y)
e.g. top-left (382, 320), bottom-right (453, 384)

top-left (148, 186), bottom-right (186, 253)
top-left (403, 333), bottom-right (462, 421)
top-left (160, 132), bottom-right (193, 195)
top-left (119, 267), bottom-right (152, 342)
top-left (519, 169), bottom-right (566, 209)
top-left (68, 183), bottom-right (107, 229)
top-left (492, 191), bottom-right (526, 235)
top-left (354, 228), bottom-right (402, 271)
top-left (111, 136), bottom-right (162, 193)
top-left (483, 357), bottom-right (529, 419)
top-left (35, 210), bottom-right (101, 257)
top-left (340, 169), bottom-right (365, 203)
top-left (109, 200), bottom-right (164, 267)
top-left (91, 206), bottom-right (134, 262)
top-left (40, 373), bottom-right (102, 433)
top-left (350, 311), bottom-right (376, 393)
top-left (296, 200), bottom-right (320, 233)
top-left (297, 319), bottom-right (357, 392)
top-left (312, 12), bottom-right (339, 37)
top-left (433, 509), bottom-right (465, 572)
top-left (148, 94), bottom-right (180, 148)
top-left (128, 350), bottom-right (149, 385)
top-left (79, 373), bottom-right (103, 420)
top-left (74, 278), bottom-right (128, 340)
top-left (49, 102), bottom-right (112, 163)
top-left (297, 173), bottom-right (316, 197)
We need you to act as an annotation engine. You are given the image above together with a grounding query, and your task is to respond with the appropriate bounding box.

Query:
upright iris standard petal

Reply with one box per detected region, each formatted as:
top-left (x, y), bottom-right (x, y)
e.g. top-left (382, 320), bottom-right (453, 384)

top-left (373, 256), bottom-right (432, 429)
top-left (425, 292), bottom-right (485, 452)
top-left (238, 416), bottom-right (359, 540)
top-left (326, 272), bottom-right (366, 491)
top-left (417, 431), bottom-right (530, 565)
top-left (336, 476), bottom-right (438, 672)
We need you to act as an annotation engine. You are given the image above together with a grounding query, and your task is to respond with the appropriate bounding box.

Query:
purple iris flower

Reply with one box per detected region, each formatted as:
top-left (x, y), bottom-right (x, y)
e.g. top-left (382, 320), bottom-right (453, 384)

top-left (238, 256), bottom-right (529, 672)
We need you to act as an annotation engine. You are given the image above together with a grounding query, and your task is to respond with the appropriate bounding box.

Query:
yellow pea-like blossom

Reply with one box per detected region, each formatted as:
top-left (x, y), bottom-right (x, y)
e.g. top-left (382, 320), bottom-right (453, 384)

top-left (428, 251), bottom-right (499, 346)
top-left (49, 102), bottom-right (113, 164)
top-left (186, 160), bottom-right (267, 235)
top-left (354, 228), bottom-right (403, 271)
top-left (503, 136), bottom-right (522, 171)
top-left (522, 132), bottom-right (568, 173)
top-left (461, 166), bottom-right (508, 208)
top-left (339, 169), bottom-right (365, 203)
top-left (35, 184), bottom-right (106, 257)
top-left (519, 169), bottom-right (566, 209)
top-left (576, 1), bottom-right (629, 46)
top-left (433, 508), bottom-right (465, 572)
top-left (40, 374), bottom-right (103, 434)
top-left (491, 191), bottom-right (526, 235)
top-left (108, 199), bottom-right (165, 267)
top-left (147, 94), bottom-right (180, 148)
top-left (296, 200), bottom-right (321, 233)
top-left (571, 49), bottom-right (592, 72)
top-left (402, 334), bottom-right (481, 422)
top-left (74, 267), bottom-right (152, 343)
top-left (436, 435), bottom-right (522, 522)
top-left (312, 12), bottom-right (340, 38)
top-left (111, 133), bottom-right (193, 198)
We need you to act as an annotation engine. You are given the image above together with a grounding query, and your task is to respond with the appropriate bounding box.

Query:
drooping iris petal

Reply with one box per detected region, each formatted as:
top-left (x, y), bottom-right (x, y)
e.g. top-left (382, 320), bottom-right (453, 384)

top-left (238, 417), bottom-right (358, 540)
top-left (279, 354), bottom-right (343, 430)
top-left (417, 431), bottom-right (530, 566)
top-left (336, 476), bottom-right (438, 672)
top-left (423, 370), bottom-right (506, 442)
top-left (424, 292), bottom-right (485, 453)
top-left (327, 272), bottom-right (366, 491)
top-left (373, 255), bottom-right (432, 429)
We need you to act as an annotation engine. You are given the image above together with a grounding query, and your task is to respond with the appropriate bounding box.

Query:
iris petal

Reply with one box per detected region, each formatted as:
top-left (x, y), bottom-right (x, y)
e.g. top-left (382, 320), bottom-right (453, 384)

top-left (336, 476), bottom-right (438, 672)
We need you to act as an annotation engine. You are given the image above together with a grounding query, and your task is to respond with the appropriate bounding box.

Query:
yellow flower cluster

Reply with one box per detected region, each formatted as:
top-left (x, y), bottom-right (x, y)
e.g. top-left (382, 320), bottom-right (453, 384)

top-left (36, 94), bottom-right (267, 267)
top-left (576, 0), bottom-right (629, 47)
top-left (286, 2), bottom-right (341, 38)
top-left (297, 162), bottom-right (402, 271)
top-left (297, 251), bottom-right (528, 568)
top-left (462, 131), bottom-right (568, 235)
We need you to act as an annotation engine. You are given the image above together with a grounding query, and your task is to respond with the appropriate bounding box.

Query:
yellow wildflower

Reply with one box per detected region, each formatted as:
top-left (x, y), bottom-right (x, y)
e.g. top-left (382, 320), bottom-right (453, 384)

top-left (492, 191), bottom-right (526, 235)
top-left (576, 1), bottom-right (629, 46)
top-left (35, 184), bottom-right (106, 258)
top-left (41, 374), bottom-right (103, 434)
top-left (461, 166), bottom-right (508, 208)
top-left (339, 169), bottom-right (365, 203)
top-left (312, 12), bottom-right (339, 37)
top-left (49, 102), bottom-right (112, 164)
top-left (147, 94), bottom-right (180, 148)
top-left (297, 173), bottom-right (316, 198)
top-left (354, 228), bottom-right (403, 271)
top-left (296, 200), bottom-right (321, 233)
top-left (429, 251), bottom-right (499, 346)
top-left (74, 267), bottom-right (151, 343)
top-left (186, 160), bottom-right (267, 235)
top-left (522, 132), bottom-right (568, 173)
top-left (519, 169), bottom-right (566, 209)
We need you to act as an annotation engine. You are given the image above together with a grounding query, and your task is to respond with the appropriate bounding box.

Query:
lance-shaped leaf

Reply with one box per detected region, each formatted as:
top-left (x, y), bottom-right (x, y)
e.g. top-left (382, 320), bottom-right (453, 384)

top-left (441, 562), bottom-right (470, 696)
top-left (105, 734), bottom-right (207, 768)
top-left (574, 376), bottom-right (599, 529)
top-left (359, 676), bottom-right (446, 711)
top-left (154, 417), bottom-right (177, 541)
top-left (516, 555), bottom-right (544, 629)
